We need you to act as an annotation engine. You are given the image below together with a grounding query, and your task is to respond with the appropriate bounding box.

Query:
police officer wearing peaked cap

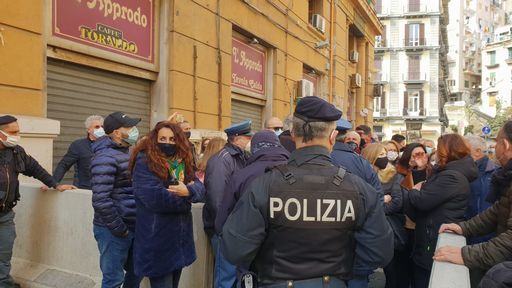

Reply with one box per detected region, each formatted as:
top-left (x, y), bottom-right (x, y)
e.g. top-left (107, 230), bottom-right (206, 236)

top-left (221, 96), bottom-right (394, 288)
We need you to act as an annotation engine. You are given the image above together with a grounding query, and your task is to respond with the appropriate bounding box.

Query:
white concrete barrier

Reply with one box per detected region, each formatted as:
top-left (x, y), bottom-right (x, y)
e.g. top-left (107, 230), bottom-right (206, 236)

top-left (11, 183), bottom-right (213, 288)
top-left (429, 232), bottom-right (470, 288)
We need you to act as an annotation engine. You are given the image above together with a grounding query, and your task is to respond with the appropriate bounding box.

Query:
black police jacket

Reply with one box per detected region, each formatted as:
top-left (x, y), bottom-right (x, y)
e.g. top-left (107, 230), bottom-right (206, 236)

top-left (0, 145), bottom-right (57, 210)
top-left (221, 145), bottom-right (394, 284)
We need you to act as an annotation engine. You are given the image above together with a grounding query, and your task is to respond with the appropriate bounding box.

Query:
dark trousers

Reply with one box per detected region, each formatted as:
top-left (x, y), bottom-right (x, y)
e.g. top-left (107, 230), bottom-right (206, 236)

top-left (413, 265), bottom-right (431, 288)
top-left (384, 248), bottom-right (410, 288)
top-left (399, 228), bottom-right (416, 288)
top-left (0, 211), bottom-right (16, 288)
top-left (149, 270), bottom-right (182, 288)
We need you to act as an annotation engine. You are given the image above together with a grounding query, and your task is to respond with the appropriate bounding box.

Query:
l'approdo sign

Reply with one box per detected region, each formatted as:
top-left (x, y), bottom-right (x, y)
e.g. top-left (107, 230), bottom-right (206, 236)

top-left (231, 37), bottom-right (266, 97)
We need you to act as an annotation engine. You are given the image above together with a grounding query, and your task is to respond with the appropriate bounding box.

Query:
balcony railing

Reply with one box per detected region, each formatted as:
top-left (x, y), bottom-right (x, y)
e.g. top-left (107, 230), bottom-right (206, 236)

top-left (373, 73), bottom-right (389, 83)
top-left (375, 39), bottom-right (388, 48)
top-left (403, 72), bottom-right (427, 83)
top-left (404, 38), bottom-right (427, 47)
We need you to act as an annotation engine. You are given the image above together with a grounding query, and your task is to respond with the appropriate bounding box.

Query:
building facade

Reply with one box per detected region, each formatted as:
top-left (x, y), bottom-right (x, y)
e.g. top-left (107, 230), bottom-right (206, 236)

top-left (0, 0), bottom-right (381, 181)
top-left (444, 0), bottom-right (507, 134)
top-left (373, 0), bottom-right (449, 142)
top-left (480, 25), bottom-right (512, 117)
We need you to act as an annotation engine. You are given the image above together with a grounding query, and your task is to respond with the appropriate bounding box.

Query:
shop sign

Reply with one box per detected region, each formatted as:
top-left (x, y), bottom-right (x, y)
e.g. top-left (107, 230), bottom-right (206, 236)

top-left (53, 0), bottom-right (154, 63)
top-left (232, 37), bottom-right (266, 96)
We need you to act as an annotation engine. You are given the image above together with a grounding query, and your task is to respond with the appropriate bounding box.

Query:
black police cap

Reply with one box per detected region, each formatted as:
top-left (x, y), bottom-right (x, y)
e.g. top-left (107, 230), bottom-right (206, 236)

top-left (294, 96), bottom-right (342, 122)
top-left (0, 115), bottom-right (17, 126)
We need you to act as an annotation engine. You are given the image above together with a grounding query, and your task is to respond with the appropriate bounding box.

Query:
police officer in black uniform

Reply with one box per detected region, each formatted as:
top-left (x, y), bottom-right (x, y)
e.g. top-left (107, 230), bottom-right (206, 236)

top-left (221, 96), bottom-right (393, 288)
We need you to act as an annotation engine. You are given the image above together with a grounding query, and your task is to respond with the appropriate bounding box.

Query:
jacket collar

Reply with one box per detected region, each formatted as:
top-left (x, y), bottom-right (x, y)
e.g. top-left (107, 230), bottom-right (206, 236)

top-left (333, 142), bottom-right (355, 153)
top-left (225, 142), bottom-right (247, 157)
top-left (289, 145), bottom-right (332, 166)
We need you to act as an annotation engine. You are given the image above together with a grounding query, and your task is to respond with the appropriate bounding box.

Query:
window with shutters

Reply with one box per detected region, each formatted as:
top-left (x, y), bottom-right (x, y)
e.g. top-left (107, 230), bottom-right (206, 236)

top-left (409, 0), bottom-right (421, 12)
top-left (488, 92), bottom-right (497, 107)
top-left (408, 91), bottom-right (420, 113)
top-left (374, 97), bottom-right (381, 113)
top-left (408, 55), bottom-right (420, 80)
top-left (488, 51), bottom-right (496, 65)
top-left (408, 24), bottom-right (420, 46)
top-left (375, 56), bottom-right (383, 81)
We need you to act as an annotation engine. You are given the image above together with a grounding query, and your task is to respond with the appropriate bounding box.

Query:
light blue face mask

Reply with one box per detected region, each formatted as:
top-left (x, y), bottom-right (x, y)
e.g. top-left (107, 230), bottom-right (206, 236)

top-left (274, 129), bottom-right (283, 136)
top-left (93, 128), bottom-right (105, 139)
top-left (123, 127), bottom-right (139, 145)
top-left (425, 147), bottom-right (433, 155)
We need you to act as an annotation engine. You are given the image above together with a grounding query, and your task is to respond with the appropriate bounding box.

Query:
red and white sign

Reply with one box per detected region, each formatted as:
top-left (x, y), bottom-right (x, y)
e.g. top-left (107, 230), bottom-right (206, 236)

top-left (231, 37), bottom-right (266, 96)
top-left (53, 0), bottom-right (154, 63)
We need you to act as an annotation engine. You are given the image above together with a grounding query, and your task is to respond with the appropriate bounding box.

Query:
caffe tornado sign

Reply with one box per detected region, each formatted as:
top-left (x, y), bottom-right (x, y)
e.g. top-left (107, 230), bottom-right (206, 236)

top-left (232, 37), bottom-right (266, 97)
top-left (52, 0), bottom-right (154, 64)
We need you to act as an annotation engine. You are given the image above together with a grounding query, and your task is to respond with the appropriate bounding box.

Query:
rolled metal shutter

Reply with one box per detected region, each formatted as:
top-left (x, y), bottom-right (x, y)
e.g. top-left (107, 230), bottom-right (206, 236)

top-left (47, 59), bottom-right (151, 184)
top-left (231, 99), bottom-right (263, 132)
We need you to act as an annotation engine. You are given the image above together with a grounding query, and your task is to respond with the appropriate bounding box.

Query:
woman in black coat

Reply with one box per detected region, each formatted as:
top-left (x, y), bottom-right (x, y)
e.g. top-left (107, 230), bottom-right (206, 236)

top-left (404, 134), bottom-right (478, 288)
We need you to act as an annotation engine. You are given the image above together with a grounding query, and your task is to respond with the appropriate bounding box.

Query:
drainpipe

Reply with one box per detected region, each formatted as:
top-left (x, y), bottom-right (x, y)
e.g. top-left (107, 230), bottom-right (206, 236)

top-left (216, 0), bottom-right (223, 130)
top-left (329, 0), bottom-right (335, 103)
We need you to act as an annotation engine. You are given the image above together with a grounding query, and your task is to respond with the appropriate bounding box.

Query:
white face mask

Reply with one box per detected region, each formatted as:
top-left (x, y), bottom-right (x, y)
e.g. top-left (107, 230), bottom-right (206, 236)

top-left (93, 127), bottom-right (105, 139)
top-left (274, 129), bottom-right (283, 136)
top-left (0, 130), bottom-right (20, 147)
top-left (387, 151), bottom-right (399, 161)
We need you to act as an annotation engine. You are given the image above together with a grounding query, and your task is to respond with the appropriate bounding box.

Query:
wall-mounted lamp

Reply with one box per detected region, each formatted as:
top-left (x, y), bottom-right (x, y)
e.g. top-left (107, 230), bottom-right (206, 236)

top-left (308, 69), bottom-right (317, 76)
top-left (249, 37), bottom-right (259, 45)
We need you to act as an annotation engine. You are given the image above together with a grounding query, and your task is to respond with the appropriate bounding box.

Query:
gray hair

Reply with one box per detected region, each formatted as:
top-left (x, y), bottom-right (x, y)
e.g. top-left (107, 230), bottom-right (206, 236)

top-left (292, 116), bottom-right (335, 142)
top-left (84, 115), bottom-right (104, 129)
top-left (465, 135), bottom-right (486, 151)
top-left (336, 130), bottom-right (347, 142)
top-left (283, 114), bottom-right (294, 131)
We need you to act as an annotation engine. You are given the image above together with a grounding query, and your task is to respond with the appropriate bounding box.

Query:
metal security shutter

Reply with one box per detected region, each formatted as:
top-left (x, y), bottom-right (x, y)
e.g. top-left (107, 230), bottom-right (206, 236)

top-left (47, 59), bottom-right (151, 184)
top-left (231, 99), bottom-right (263, 131)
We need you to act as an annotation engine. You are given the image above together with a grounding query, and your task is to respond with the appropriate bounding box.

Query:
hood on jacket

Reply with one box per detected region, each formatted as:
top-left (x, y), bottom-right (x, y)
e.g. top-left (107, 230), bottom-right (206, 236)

top-left (442, 155), bottom-right (478, 183)
top-left (247, 145), bottom-right (290, 165)
top-left (92, 136), bottom-right (127, 153)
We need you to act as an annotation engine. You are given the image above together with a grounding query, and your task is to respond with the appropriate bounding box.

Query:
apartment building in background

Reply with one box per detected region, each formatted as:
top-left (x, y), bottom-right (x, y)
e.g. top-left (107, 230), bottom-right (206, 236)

top-left (444, 0), bottom-right (508, 133)
top-left (373, 0), bottom-right (449, 141)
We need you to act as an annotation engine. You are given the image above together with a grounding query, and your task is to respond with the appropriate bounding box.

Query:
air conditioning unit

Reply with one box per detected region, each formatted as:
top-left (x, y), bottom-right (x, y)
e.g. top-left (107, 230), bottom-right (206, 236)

top-left (352, 73), bottom-right (362, 88)
top-left (297, 79), bottom-right (315, 98)
top-left (311, 14), bottom-right (326, 33)
top-left (490, 80), bottom-right (496, 87)
top-left (349, 50), bottom-right (359, 63)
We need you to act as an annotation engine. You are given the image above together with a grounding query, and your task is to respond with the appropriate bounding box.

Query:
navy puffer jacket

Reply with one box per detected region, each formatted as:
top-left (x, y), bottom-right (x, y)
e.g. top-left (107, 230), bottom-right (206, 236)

top-left (91, 136), bottom-right (136, 237)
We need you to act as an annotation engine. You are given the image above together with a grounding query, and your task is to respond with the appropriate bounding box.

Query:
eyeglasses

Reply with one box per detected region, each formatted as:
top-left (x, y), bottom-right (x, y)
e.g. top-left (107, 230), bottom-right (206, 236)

top-left (272, 127), bottom-right (283, 131)
top-left (412, 151), bottom-right (426, 159)
top-left (93, 125), bottom-right (104, 129)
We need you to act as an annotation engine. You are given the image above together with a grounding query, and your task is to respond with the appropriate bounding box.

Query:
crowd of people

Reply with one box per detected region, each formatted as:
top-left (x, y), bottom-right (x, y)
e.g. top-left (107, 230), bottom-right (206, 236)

top-left (0, 95), bottom-right (511, 288)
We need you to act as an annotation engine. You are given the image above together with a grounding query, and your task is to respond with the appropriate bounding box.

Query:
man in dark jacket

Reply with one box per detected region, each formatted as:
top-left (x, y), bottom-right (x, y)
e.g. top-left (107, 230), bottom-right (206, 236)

top-left (215, 130), bottom-right (289, 234)
top-left (221, 96), bottom-right (393, 287)
top-left (278, 114), bottom-right (296, 153)
top-left (91, 112), bottom-right (142, 288)
top-left (53, 115), bottom-right (104, 189)
top-left (465, 135), bottom-right (499, 244)
top-left (331, 118), bottom-right (384, 288)
top-left (0, 115), bottom-right (75, 288)
top-left (436, 121), bottom-right (512, 285)
top-left (203, 120), bottom-right (252, 288)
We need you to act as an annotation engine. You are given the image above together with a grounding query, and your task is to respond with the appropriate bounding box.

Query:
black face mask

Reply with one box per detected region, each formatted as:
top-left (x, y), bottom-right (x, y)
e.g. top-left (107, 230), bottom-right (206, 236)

top-left (184, 132), bottom-right (191, 139)
top-left (157, 143), bottom-right (177, 157)
top-left (359, 138), bottom-right (367, 149)
top-left (375, 157), bottom-right (389, 170)
top-left (346, 141), bottom-right (358, 151)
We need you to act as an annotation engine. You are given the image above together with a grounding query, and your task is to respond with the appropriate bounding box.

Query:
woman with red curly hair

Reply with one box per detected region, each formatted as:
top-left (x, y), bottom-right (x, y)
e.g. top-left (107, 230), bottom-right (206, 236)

top-left (129, 121), bottom-right (205, 288)
top-left (403, 133), bottom-right (478, 288)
